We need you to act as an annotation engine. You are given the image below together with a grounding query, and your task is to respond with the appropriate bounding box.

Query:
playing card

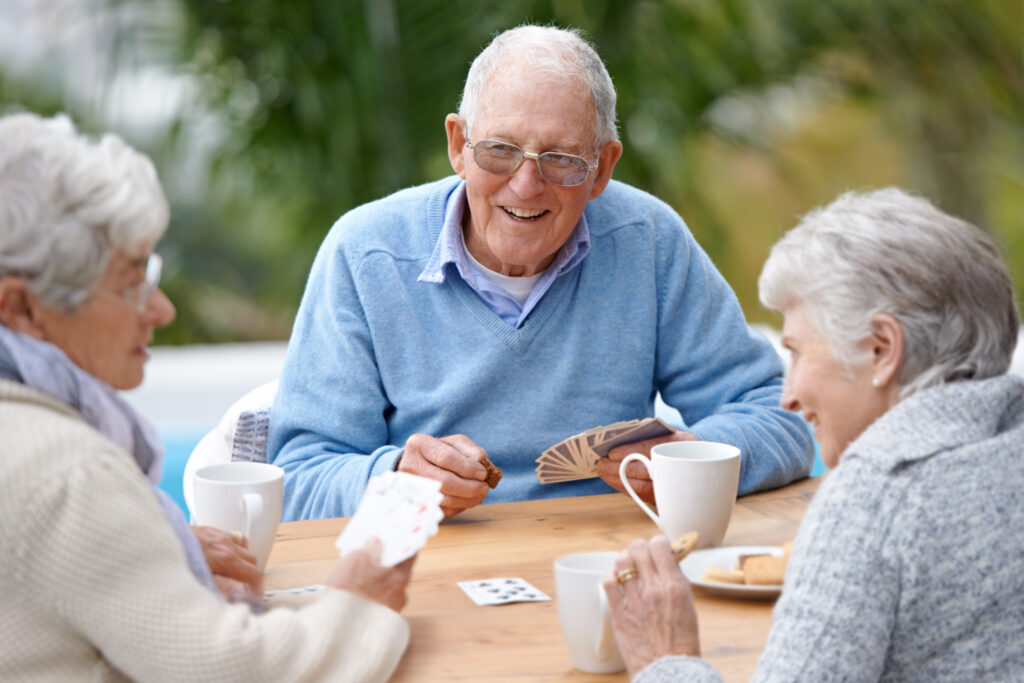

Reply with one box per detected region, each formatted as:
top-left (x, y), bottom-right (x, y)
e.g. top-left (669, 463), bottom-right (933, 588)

top-left (591, 417), bottom-right (674, 457)
top-left (535, 417), bottom-right (676, 483)
top-left (457, 577), bottom-right (551, 606)
top-left (334, 471), bottom-right (444, 566)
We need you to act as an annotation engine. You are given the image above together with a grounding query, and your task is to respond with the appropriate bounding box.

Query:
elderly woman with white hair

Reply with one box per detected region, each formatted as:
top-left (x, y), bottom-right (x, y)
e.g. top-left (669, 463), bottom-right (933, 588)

top-left (602, 187), bottom-right (1024, 681)
top-left (0, 112), bottom-right (414, 681)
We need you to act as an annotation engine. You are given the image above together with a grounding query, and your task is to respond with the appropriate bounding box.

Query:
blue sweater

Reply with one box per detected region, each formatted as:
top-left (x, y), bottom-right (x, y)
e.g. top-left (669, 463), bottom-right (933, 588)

top-left (269, 177), bottom-right (814, 520)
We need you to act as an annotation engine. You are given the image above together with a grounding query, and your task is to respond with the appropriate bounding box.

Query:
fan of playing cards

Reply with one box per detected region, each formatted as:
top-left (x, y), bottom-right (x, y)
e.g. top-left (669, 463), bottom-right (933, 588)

top-left (535, 417), bottom-right (674, 483)
top-left (334, 471), bottom-right (444, 566)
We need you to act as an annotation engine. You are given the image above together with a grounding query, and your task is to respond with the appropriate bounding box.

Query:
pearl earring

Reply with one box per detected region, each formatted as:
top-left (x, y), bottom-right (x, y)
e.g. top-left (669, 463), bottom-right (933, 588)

top-left (872, 378), bottom-right (881, 388)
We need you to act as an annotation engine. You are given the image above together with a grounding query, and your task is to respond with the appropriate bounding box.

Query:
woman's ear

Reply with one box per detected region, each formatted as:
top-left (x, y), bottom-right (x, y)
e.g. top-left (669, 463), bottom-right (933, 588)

top-left (0, 276), bottom-right (46, 338)
top-left (868, 313), bottom-right (904, 389)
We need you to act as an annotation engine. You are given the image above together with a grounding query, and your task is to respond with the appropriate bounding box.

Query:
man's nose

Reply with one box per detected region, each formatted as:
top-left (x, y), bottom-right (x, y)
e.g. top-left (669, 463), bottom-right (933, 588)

top-left (508, 154), bottom-right (546, 196)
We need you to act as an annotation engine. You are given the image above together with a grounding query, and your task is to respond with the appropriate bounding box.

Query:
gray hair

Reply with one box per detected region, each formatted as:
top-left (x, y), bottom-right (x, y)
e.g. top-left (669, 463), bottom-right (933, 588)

top-left (457, 24), bottom-right (619, 152)
top-left (759, 187), bottom-right (1019, 398)
top-left (0, 112), bottom-right (169, 311)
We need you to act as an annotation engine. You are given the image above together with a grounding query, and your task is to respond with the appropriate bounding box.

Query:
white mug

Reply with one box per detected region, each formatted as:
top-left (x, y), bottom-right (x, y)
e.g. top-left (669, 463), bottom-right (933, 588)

top-left (619, 441), bottom-right (741, 548)
top-left (192, 462), bottom-right (284, 570)
top-left (553, 551), bottom-right (625, 674)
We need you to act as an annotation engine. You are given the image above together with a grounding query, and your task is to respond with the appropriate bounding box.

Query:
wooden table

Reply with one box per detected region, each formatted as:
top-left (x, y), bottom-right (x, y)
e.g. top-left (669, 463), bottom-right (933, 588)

top-left (264, 476), bottom-right (821, 682)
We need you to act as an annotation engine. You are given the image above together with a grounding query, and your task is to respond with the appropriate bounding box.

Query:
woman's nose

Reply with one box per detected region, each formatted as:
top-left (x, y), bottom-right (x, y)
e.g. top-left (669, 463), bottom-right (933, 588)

top-left (144, 287), bottom-right (176, 327)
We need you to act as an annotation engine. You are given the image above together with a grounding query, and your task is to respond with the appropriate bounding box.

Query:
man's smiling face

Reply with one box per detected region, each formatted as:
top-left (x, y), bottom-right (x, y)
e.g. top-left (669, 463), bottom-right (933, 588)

top-left (446, 60), bottom-right (620, 276)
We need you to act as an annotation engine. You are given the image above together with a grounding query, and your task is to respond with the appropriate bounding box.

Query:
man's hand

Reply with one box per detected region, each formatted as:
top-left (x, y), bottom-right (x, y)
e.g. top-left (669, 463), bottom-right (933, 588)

top-left (191, 525), bottom-right (264, 600)
top-left (595, 430), bottom-right (698, 505)
top-left (397, 433), bottom-right (490, 518)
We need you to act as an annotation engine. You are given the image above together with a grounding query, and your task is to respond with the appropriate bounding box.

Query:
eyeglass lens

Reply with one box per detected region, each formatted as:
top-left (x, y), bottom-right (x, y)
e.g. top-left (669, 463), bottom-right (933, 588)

top-left (470, 140), bottom-right (594, 186)
top-left (127, 253), bottom-right (163, 312)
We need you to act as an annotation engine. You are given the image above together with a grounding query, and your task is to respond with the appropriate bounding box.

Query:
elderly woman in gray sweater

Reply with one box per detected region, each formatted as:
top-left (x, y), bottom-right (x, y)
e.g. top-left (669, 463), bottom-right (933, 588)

top-left (604, 188), bottom-right (1023, 681)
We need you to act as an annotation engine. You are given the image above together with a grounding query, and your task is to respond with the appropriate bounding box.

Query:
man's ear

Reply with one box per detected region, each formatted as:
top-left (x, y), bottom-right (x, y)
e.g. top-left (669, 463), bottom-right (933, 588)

top-left (445, 114), bottom-right (468, 178)
top-left (868, 313), bottom-right (904, 388)
top-left (587, 140), bottom-right (623, 200)
top-left (0, 276), bottom-right (46, 339)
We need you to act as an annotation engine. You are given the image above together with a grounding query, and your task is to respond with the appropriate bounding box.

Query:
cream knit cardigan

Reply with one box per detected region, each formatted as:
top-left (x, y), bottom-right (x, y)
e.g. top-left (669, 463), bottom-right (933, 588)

top-left (0, 379), bottom-right (409, 682)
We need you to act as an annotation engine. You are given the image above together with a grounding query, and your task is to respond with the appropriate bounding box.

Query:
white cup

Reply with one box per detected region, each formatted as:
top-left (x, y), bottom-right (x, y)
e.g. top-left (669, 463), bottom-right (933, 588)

top-left (553, 551), bottom-right (625, 674)
top-left (192, 462), bottom-right (284, 570)
top-left (619, 441), bottom-right (741, 548)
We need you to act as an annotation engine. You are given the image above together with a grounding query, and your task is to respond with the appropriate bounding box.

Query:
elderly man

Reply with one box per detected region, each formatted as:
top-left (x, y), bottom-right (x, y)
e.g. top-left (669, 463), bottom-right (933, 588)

top-left (268, 25), bottom-right (815, 521)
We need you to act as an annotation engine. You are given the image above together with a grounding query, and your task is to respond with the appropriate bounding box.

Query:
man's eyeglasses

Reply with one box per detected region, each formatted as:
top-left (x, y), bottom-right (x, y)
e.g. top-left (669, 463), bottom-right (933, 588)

top-left (466, 137), bottom-right (598, 187)
top-left (97, 253), bottom-right (163, 313)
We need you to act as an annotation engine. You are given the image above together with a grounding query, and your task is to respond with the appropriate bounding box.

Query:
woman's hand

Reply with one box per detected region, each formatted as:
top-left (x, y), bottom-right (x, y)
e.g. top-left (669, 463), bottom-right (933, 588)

top-left (328, 537), bottom-right (416, 612)
top-left (602, 535), bottom-right (701, 678)
top-left (191, 525), bottom-right (263, 601)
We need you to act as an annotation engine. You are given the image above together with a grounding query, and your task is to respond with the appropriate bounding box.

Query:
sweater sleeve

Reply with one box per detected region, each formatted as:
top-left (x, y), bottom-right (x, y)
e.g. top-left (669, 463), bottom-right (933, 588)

top-left (268, 222), bottom-right (404, 520)
top-left (636, 655), bottom-right (724, 682)
top-left (653, 215), bottom-right (815, 494)
top-left (748, 464), bottom-right (900, 681)
top-left (15, 442), bottom-right (409, 683)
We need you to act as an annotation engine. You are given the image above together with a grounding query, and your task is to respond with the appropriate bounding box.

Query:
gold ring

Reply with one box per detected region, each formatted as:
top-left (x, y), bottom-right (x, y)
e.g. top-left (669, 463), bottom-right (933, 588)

top-left (231, 531), bottom-right (245, 545)
top-left (616, 568), bottom-right (638, 585)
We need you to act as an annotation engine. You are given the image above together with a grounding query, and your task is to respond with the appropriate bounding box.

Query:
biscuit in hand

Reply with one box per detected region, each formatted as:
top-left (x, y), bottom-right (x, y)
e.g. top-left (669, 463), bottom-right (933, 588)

top-left (478, 453), bottom-right (502, 489)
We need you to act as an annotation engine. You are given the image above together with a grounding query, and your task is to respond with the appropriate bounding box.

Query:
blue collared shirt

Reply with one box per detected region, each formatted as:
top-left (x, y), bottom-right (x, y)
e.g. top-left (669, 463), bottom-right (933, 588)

top-left (417, 181), bottom-right (591, 327)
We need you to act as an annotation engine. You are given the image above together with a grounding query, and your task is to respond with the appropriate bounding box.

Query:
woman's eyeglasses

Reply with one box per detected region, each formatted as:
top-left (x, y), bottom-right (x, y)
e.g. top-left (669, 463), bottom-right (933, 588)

top-left (96, 253), bottom-right (163, 313)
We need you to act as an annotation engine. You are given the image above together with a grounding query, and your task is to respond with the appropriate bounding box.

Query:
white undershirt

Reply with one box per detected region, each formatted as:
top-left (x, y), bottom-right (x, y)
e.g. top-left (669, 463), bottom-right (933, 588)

top-left (463, 247), bottom-right (544, 308)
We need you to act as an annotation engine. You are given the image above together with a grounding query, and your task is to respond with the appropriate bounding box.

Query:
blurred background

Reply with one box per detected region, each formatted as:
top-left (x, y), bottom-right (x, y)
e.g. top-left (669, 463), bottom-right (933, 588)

top-left (3, 0), bottom-right (1021, 343)
top-left (3, 0), bottom-right (1022, 510)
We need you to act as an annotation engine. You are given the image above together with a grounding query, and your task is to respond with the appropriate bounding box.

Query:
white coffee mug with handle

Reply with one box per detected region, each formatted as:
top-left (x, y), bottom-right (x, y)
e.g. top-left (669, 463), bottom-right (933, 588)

top-left (619, 441), bottom-right (741, 548)
top-left (192, 462), bottom-right (284, 570)
top-left (553, 551), bottom-right (625, 674)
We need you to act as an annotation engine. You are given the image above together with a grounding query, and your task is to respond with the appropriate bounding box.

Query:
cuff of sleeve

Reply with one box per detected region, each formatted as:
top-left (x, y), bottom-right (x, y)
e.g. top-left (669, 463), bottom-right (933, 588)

top-left (368, 446), bottom-right (403, 478)
top-left (635, 655), bottom-right (724, 683)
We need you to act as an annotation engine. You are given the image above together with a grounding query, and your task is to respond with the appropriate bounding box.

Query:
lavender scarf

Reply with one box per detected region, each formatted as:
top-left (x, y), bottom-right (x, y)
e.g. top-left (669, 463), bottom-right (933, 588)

top-left (0, 325), bottom-right (218, 594)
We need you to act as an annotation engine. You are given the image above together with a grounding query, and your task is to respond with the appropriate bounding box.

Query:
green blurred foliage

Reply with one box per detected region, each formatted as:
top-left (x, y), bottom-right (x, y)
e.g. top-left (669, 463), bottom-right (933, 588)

top-left (6, 0), bottom-right (1023, 342)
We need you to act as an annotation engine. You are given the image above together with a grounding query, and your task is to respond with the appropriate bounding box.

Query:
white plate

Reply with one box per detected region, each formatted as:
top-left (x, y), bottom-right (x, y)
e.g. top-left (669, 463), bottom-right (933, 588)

top-left (680, 546), bottom-right (784, 599)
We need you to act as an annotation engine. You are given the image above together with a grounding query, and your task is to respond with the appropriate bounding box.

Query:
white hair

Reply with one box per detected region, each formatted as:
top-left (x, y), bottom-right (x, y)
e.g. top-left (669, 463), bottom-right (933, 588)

top-left (0, 112), bottom-right (169, 311)
top-left (759, 187), bottom-right (1019, 397)
top-left (457, 24), bottom-right (619, 152)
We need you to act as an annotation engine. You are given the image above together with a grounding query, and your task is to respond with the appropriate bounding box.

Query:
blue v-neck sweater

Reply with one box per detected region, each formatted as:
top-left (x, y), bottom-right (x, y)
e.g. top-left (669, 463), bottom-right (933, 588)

top-left (269, 176), bottom-right (814, 520)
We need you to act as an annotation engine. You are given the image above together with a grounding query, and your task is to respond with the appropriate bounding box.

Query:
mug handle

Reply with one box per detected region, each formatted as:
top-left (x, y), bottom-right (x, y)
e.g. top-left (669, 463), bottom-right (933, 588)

top-left (619, 453), bottom-right (661, 528)
top-left (596, 585), bottom-right (615, 661)
top-left (241, 492), bottom-right (264, 543)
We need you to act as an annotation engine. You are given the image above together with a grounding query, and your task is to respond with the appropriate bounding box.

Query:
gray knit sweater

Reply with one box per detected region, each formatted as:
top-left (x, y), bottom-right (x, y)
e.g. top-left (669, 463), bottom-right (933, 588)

top-left (638, 374), bottom-right (1024, 682)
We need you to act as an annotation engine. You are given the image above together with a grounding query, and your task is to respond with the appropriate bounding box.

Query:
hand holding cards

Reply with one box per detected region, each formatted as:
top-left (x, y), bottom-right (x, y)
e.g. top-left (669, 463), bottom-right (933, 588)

top-left (535, 417), bottom-right (674, 483)
top-left (334, 471), bottom-right (444, 566)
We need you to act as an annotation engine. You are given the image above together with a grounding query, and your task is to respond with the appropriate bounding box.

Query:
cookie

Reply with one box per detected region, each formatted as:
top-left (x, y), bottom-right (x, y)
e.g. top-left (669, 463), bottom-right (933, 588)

top-left (701, 565), bottom-right (746, 584)
top-left (478, 453), bottom-right (502, 489)
top-left (742, 554), bottom-right (787, 585)
top-left (671, 531), bottom-right (700, 562)
top-left (738, 553), bottom-right (770, 571)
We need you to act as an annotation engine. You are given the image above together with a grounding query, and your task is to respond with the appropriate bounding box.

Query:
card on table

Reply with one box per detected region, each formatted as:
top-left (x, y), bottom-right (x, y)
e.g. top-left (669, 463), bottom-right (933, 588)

top-left (534, 417), bottom-right (674, 483)
top-left (334, 471), bottom-right (444, 566)
top-left (458, 577), bottom-right (551, 606)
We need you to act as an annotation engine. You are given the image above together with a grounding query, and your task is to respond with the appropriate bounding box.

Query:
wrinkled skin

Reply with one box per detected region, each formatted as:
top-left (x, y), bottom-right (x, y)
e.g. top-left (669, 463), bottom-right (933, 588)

top-left (190, 525), bottom-right (263, 602)
top-left (602, 535), bottom-right (702, 678)
top-left (328, 537), bottom-right (417, 612)
top-left (397, 433), bottom-right (490, 518)
top-left (595, 430), bottom-right (698, 505)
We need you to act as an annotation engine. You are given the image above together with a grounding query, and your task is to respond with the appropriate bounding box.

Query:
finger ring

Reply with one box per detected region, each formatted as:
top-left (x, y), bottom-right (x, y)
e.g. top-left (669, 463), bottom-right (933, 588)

top-left (231, 531), bottom-right (245, 544)
top-left (616, 568), bottom-right (638, 585)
